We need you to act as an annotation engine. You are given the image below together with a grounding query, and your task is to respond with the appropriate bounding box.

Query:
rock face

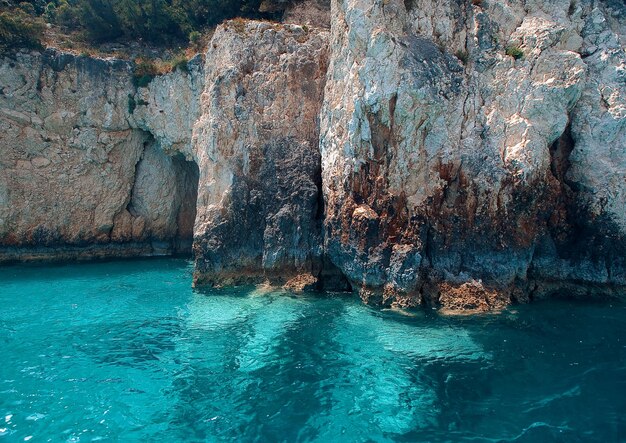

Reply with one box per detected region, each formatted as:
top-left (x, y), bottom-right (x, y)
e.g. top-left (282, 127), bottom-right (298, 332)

top-left (0, 50), bottom-right (201, 261)
top-left (1, 0), bottom-right (625, 311)
top-left (191, 21), bottom-right (329, 287)
top-left (131, 55), bottom-right (204, 159)
top-left (320, 0), bottom-right (626, 308)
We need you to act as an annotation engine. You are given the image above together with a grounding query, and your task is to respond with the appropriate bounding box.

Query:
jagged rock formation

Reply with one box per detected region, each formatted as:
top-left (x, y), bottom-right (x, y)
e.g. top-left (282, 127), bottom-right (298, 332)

top-left (1, 0), bottom-right (625, 311)
top-left (320, 0), bottom-right (626, 308)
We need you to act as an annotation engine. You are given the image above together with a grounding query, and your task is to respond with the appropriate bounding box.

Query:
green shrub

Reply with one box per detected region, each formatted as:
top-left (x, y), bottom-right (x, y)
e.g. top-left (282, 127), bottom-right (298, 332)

top-left (188, 30), bottom-right (201, 46)
top-left (23, 0), bottom-right (47, 14)
top-left (133, 74), bottom-right (154, 88)
top-left (113, 0), bottom-right (185, 42)
top-left (133, 58), bottom-right (158, 87)
top-left (18, 2), bottom-right (36, 15)
top-left (127, 94), bottom-right (136, 113)
top-left (505, 45), bottom-right (524, 60)
top-left (67, 0), bottom-right (268, 44)
top-left (170, 54), bottom-right (189, 73)
top-left (3, 0), bottom-right (274, 49)
top-left (0, 10), bottom-right (45, 51)
top-left (128, 94), bottom-right (151, 113)
top-left (78, 0), bottom-right (123, 42)
top-left (44, 2), bottom-right (56, 21)
top-left (55, 0), bottom-right (80, 28)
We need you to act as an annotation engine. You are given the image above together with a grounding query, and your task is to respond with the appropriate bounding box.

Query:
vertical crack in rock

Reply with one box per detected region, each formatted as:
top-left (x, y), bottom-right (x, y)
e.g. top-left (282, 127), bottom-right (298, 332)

top-left (530, 121), bottom-right (626, 299)
top-left (109, 131), bottom-right (149, 246)
top-left (172, 154), bottom-right (200, 255)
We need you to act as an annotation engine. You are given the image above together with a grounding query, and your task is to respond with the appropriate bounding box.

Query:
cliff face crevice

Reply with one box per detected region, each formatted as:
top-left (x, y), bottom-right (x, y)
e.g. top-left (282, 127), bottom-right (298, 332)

top-left (112, 135), bottom-right (200, 255)
top-left (1, 0), bottom-right (625, 310)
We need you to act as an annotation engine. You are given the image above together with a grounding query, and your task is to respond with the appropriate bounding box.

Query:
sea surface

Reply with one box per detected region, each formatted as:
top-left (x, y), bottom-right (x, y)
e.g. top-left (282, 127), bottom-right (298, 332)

top-left (0, 258), bottom-right (624, 442)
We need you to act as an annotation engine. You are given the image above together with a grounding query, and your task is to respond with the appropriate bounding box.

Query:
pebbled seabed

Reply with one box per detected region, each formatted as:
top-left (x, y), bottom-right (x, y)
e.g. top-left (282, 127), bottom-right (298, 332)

top-left (0, 258), bottom-right (624, 442)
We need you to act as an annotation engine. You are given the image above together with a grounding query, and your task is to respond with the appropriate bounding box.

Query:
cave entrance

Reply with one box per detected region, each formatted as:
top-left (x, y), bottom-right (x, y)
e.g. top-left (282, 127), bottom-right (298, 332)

top-left (171, 154), bottom-right (200, 255)
top-left (125, 137), bottom-right (199, 257)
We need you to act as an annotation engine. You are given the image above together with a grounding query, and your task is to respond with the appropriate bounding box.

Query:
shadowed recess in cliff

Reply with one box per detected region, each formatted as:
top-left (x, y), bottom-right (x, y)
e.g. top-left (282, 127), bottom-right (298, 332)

top-left (119, 134), bottom-right (199, 256)
top-left (172, 154), bottom-right (200, 254)
top-left (528, 122), bottom-right (626, 299)
top-left (193, 136), bottom-right (324, 286)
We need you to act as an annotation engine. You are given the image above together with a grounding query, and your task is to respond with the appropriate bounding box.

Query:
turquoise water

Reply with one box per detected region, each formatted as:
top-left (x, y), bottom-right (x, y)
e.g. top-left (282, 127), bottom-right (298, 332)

top-left (0, 259), bottom-right (624, 442)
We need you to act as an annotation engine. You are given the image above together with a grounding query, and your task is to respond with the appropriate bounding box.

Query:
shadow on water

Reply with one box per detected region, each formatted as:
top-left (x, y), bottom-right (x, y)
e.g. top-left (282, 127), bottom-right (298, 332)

top-left (0, 256), bottom-right (194, 283)
top-left (407, 299), bottom-right (626, 443)
top-left (74, 317), bottom-right (184, 367)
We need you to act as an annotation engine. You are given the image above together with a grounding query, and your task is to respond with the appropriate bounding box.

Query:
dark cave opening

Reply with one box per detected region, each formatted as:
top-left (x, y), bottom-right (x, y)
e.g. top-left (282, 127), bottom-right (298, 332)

top-left (171, 154), bottom-right (200, 256)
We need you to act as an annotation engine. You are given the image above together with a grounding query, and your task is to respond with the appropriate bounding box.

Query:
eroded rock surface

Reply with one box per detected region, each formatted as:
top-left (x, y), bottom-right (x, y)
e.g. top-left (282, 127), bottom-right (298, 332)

top-left (191, 21), bottom-right (329, 287)
top-left (320, 0), bottom-right (626, 309)
top-left (0, 50), bottom-right (200, 261)
top-left (131, 55), bottom-right (204, 159)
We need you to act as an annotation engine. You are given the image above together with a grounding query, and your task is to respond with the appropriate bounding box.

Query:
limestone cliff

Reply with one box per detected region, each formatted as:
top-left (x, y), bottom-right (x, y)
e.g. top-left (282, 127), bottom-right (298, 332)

top-left (0, 50), bottom-right (201, 260)
top-left (1, 0), bottom-right (625, 311)
top-left (191, 21), bottom-right (329, 288)
top-left (320, 0), bottom-right (626, 309)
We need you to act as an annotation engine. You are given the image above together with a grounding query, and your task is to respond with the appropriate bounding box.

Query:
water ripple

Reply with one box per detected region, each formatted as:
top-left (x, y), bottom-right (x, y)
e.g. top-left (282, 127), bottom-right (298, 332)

top-left (0, 259), bottom-right (624, 442)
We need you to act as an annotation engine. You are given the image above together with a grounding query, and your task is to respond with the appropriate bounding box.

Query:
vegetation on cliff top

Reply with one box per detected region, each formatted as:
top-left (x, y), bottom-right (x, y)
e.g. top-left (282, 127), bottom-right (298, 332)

top-left (0, 0), bottom-right (280, 53)
top-left (0, 8), bottom-right (45, 51)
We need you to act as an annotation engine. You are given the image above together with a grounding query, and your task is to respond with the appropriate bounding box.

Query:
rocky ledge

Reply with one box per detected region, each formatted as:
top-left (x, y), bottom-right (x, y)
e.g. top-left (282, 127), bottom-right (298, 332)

top-left (1, 0), bottom-right (625, 312)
